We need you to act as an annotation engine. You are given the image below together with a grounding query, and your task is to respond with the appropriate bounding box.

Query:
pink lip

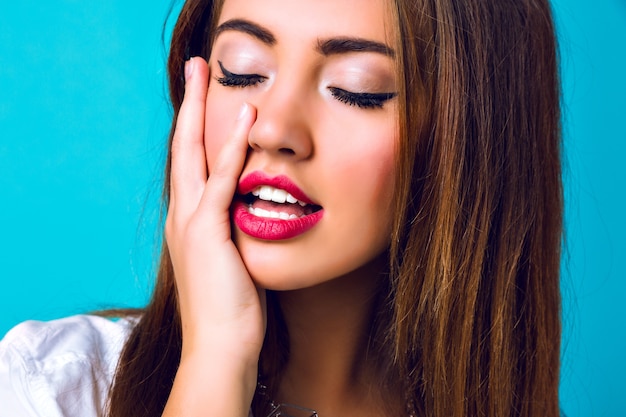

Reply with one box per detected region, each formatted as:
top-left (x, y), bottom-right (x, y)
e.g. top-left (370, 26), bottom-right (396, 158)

top-left (233, 171), bottom-right (324, 241)
top-left (237, 171), bottom-right (318, 205)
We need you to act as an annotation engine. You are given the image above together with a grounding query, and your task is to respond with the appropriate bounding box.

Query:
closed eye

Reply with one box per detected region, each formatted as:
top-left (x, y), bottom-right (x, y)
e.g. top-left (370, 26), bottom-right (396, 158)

top-left (215, 61), bottom-right (267, 88)
top-left (328, 87), bottom-right (397, 109)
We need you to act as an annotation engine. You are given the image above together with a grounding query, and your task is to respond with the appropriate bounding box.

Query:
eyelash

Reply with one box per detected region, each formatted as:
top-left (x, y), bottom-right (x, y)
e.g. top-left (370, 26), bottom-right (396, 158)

top-left (215, 61), bottom-right (397, 109)
top-left (216, 61), bottom-right (267, 87)
top-left (328, 87), bottom-right (397, 109)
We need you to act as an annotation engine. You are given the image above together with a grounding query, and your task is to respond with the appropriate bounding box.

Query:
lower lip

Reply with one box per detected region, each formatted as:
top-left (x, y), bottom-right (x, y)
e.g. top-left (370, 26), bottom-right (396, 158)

top-left (232, 201), bottom-right (324, 241)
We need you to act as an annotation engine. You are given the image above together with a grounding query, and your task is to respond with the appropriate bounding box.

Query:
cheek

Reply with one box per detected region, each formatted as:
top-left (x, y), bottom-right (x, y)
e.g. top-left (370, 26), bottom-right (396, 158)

top-left (351, 138), bottom-right (396, 217)
top-left (325, 120), bottom-right (397, 206)
top-left (314, 118), bottom-right (397, 256)
top-left (204, 90), bottom-right (241, 171)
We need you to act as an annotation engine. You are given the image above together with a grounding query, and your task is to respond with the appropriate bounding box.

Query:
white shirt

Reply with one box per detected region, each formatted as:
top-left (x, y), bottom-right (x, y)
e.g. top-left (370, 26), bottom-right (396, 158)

top-left (0, 315), bottom-right (135, 417)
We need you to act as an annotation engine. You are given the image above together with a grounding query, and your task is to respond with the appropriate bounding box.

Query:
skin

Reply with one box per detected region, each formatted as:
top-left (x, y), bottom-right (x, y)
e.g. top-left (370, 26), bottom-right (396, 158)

top-left (163, 1), bottom-right (400, 416)
top-left (206, 0), bottom-right (399, 290)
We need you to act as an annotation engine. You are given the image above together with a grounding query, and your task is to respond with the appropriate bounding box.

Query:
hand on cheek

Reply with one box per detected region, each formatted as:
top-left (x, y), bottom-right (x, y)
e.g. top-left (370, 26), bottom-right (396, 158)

top-left (165, 56), bottom-right (264, 360)
top-left (163, 57), bottom-right (264, 417)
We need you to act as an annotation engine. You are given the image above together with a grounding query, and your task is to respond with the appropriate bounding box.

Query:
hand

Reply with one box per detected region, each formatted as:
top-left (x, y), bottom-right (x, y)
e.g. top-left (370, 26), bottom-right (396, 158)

top-left (162, 57), bottom-right (264, 416)
top-left (165, 56), bottom-right (266, 363)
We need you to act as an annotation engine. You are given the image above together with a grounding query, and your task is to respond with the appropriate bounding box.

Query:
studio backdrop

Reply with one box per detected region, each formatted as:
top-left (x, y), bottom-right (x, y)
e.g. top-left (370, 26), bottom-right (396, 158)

top-left (0, 1), bottom-right (624, 416)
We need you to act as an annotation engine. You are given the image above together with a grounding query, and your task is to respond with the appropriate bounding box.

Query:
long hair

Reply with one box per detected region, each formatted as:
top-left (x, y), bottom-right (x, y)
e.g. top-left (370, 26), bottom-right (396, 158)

top-left (106, 1), bottom-right (562, 416)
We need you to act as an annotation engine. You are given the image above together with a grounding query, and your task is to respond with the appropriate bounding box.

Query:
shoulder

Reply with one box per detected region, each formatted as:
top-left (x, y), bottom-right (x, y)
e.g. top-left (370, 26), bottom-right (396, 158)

top-left (0, 314), bottom-right (136, 417)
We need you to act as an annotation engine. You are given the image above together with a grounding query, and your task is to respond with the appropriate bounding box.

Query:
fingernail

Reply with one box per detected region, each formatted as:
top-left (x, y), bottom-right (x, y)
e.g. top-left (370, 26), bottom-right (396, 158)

top-left (237, 102), bottom-right (248, 120)
top-left (184, 58), bottom-right (194, 81)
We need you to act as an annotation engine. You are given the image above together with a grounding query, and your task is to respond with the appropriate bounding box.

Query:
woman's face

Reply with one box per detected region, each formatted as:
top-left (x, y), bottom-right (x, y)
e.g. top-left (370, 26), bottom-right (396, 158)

top-left (205, 0), bottom-right (399, 290)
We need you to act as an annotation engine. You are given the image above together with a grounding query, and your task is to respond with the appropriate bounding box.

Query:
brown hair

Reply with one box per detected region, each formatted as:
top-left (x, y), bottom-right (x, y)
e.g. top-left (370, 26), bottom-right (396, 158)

top-left (106, 0), bottom-right (562, 416)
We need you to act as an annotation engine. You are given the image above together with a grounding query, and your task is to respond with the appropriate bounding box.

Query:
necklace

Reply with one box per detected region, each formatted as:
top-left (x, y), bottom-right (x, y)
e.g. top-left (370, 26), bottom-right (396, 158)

top-left (257, 382), bottom-right (319, 417)
top-left (256, 381), bottom-right (417, 417)
top-left (266, 402), bottom-right (319, 417)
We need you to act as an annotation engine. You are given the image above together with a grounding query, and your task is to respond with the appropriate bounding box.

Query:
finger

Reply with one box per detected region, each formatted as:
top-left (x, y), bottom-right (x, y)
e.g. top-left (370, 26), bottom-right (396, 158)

top-left (169, 57), bottom-right (210, 214)
top-left (199, 102), bottom-right (256, 219)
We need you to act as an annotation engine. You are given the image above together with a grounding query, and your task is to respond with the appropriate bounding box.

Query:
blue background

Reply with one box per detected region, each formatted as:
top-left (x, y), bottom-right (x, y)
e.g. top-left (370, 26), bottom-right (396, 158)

top-left (0, 1), bottom-right (624, 415)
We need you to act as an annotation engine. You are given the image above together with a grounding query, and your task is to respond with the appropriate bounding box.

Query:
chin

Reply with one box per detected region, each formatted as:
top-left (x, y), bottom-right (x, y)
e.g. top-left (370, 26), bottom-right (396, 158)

top-left (242, 257), bottom-right (333, 291)
top-left (237, 242), bottom-right (391, 292)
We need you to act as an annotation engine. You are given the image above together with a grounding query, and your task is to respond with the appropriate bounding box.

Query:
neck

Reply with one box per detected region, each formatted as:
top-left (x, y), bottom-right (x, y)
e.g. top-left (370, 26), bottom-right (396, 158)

top-left (264, 255), bottom-right (400, 417)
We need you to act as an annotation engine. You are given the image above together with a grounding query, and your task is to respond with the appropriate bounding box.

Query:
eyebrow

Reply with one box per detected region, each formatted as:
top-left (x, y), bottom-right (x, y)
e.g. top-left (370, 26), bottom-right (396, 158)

top-left (214, 19), bottom-right (276, 45)
top-left (214, 18), bottom-right (395, 58)
top-left (317, 38), bottom-right (395, 58)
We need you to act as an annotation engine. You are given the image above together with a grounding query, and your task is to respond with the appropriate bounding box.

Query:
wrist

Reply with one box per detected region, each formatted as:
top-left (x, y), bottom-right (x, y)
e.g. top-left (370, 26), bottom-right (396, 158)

top-left (162, 348), bottom-right (259, 417)
top-left (180, 324), bottom-right (264, 366)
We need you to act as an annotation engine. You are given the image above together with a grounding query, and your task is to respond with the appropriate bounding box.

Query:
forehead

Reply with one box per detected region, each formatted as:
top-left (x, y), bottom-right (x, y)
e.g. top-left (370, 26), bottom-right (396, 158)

top-left (217, 0), bottom-right (395, 45)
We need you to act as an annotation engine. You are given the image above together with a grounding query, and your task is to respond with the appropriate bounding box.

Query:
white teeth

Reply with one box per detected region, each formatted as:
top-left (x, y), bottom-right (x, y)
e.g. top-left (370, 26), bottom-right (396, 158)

top-left (259, 186), bottom-right (274, 201)
top-left (272, 188), bottom-right (287, 203)
top-left (251, 185), bottom-right (308, 206)
top-left (252, 207), bottom-right (269, 217)
top-left (248, 206), bottom-right (300, 220)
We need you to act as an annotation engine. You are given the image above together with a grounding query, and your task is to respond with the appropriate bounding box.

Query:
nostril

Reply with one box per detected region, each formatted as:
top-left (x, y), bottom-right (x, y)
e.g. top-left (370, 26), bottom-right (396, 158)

top-left (278, 148), bottom-right (296, 156)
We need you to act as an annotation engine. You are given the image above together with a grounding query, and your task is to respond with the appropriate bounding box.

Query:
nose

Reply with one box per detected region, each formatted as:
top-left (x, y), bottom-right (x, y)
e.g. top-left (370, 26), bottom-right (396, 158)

top-left (247, 82), bottom-right (314, 160)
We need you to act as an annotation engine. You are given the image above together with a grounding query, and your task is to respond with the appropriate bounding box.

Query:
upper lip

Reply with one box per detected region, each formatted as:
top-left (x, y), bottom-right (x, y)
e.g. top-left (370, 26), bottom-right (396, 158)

top-left (237, 171), bottom-right (318, 206)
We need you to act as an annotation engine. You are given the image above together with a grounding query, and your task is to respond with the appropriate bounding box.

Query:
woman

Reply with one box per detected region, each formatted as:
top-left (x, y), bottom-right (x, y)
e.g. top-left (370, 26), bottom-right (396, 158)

top-left (0, 0), bottom-right (563, 416)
